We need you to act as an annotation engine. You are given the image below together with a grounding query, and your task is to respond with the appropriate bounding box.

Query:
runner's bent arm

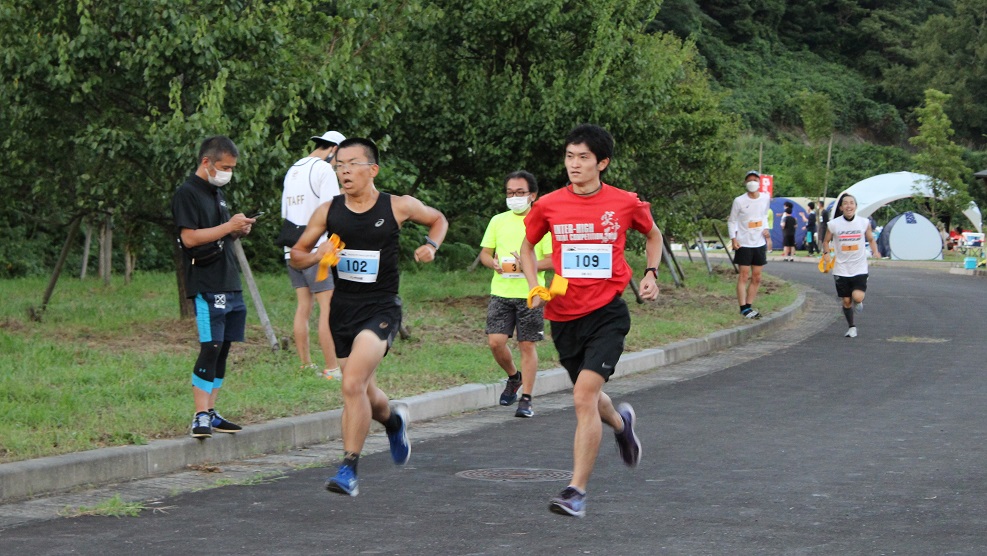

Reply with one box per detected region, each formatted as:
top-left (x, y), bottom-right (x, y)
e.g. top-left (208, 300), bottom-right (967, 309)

top-left (289, 201), bottom-right (331, 270)
top-left (394, 195), bottom-right (448, 263)
top-left (638, 224), bottom-right (662, 300)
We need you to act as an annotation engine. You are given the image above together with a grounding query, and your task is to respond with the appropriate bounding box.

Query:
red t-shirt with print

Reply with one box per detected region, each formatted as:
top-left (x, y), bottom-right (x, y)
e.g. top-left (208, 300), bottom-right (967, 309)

top-left (524, 184), bottom-right (654, 322)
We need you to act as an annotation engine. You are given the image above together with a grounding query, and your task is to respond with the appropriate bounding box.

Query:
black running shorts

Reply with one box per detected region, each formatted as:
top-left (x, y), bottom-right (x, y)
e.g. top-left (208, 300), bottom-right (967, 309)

top-left (734, 245), bottom-right (767, 267)
top-left (549, 295), bottom-right (631, 384)
top-left (834, 274), bottom-right (868, 298)
top-left (329, 294), bottom-right (402, 359)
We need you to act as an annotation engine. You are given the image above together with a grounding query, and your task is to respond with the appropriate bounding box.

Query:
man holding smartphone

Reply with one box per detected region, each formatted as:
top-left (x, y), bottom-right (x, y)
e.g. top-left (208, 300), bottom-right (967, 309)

top-left (172, 136), bottom-right (256, 438)
top-left (281, 130), bottom-right (345, 379)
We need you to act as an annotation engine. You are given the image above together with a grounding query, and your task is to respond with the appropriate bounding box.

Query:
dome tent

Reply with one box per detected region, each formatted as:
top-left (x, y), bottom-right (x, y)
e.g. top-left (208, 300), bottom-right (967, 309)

top-left (876, 211), bottom-right (943, 261)
top-left (829, 172), bottom-right (982, 233)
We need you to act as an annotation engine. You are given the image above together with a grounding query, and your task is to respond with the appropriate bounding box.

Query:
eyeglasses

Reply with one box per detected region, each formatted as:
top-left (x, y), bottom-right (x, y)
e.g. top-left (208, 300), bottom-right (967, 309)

top-left (332, 161), bottom-right (376, 171)
top-left (505, 191), bottom-right (530, 198)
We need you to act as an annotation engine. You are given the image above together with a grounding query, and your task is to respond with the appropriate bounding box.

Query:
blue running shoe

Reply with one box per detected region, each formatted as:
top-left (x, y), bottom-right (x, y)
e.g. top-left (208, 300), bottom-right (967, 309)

top-left (325, 464), bottom-right (359, 497)
top-left (387, 405), bottom-right (411, 465)
top-left (614, 403), bottom-right (641, 467)
top-left (549, 486), bottom-right (586, 517)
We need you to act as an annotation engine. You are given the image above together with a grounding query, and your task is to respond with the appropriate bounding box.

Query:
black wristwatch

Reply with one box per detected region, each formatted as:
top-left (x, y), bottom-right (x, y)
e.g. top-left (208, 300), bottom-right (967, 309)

top-left (643, 267), bottom-right (658, 279)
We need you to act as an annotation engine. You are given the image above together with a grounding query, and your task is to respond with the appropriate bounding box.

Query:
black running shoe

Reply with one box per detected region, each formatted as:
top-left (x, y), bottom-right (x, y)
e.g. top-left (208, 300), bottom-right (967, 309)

top-left (190, 412), bottom-right (212, 438)
top-left (500, 376), bottom-right (521, 406)
top-left (515, 398), bottom-right (534, 418)
top-left (210, 410), bottom-right (242, 433)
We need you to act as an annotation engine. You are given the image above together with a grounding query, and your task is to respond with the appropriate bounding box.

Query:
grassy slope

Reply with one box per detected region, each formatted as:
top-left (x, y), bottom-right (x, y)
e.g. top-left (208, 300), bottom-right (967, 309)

top-left (0, 256), bottom-right (795, 462)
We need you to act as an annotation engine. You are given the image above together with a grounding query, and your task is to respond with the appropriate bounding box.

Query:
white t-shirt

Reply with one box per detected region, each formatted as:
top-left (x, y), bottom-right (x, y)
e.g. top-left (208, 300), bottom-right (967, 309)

top-left (281, 157), bottom-right (340, 258)
top-left (827, 215), bottom-right (871, 277)
top-left (727, 192), bottom-right (771, 248)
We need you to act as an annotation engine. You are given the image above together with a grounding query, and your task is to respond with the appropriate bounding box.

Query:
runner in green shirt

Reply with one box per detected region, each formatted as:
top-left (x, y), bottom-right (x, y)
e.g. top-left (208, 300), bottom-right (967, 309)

top-left (479, 171), bottom-right (553, 418)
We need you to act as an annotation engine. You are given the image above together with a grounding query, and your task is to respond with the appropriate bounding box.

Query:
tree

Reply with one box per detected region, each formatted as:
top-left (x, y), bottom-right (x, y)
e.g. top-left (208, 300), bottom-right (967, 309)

top-left (909, 89), bottom-right (973, 225)
top-left (883, 0), bottom-right (987, 145)
top-left (796, 90), bottom-right (835, 199)
top-left (0, 0), bottom-right (400, 315)
top-left (375, 0), bottom-right (739, 247)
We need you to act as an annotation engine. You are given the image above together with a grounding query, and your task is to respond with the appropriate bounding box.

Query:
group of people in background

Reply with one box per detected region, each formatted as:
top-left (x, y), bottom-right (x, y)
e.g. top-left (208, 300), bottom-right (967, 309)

top-left (170, 124), bottom-right (660, 518)
top-left (728, 171), bottom-right (879, 338)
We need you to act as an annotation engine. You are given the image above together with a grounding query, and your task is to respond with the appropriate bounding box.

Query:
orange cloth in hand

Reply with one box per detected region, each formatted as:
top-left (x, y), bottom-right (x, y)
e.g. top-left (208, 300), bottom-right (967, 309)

top-left (527, 275), bottom-right (569, 308)
top-left (316, 234), bottom-right (345, 281)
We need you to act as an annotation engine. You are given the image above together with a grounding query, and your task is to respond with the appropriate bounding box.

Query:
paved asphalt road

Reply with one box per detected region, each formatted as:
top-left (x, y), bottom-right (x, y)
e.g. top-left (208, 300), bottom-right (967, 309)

top-left (3, 262), bottom-right (986, 555)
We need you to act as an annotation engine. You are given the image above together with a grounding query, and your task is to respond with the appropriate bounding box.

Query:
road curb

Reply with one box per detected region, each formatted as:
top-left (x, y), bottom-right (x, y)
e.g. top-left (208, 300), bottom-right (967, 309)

top-left (0, 290), bottom-right (805, 503)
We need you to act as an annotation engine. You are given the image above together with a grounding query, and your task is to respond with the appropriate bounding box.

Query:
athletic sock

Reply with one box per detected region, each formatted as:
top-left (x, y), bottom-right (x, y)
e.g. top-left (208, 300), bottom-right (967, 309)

top-left (520, 394), bottom-right (532, 402)
top-left (843, 306), bottom-right (854, 327)
top-left (508, 372), bottom-right (521, 383)
top-left (740, 304), bottom-right (751, 313)
top-left (342, 452), bottom-right (360, 473)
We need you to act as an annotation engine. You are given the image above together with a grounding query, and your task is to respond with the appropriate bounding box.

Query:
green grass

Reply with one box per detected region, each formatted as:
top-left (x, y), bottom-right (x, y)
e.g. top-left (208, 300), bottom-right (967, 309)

top-left (0, 256), bottom-right (794, 463)
top-left (59, 494), bottom-right (146, 518)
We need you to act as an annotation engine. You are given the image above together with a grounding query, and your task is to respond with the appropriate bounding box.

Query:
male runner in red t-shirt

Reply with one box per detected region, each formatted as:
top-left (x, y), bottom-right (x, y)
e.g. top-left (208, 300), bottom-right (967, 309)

top-left (520, 124), bottom-right (663, 517)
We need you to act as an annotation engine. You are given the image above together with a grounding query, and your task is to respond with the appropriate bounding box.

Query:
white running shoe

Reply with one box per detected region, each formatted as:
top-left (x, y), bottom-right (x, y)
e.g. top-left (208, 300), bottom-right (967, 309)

top-left (845, 326), bottom-right (858, 338)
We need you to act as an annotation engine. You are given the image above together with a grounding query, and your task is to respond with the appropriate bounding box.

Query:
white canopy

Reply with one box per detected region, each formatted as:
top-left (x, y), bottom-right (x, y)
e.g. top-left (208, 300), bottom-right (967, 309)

top-left (830, 171), bottom-right (982, 232)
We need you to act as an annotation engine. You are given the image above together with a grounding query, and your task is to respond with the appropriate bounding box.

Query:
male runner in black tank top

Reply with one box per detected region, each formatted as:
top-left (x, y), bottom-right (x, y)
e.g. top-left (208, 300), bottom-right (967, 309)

top-left (290, 138), bottom-right (448, 497)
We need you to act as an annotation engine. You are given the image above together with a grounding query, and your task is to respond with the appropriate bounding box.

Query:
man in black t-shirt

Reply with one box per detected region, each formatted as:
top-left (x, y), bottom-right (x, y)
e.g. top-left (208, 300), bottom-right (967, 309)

top-left (171, 136), bottom-right (256, 439)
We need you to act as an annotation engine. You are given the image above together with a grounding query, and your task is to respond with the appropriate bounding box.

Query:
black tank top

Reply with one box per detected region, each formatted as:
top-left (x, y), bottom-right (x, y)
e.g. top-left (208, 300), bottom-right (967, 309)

top-left (326, 192), bottom-right (401, 296)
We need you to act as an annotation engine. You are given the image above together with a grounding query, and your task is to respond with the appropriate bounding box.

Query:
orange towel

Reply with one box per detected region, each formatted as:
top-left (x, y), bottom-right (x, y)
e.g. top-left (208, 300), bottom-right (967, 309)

top-left (316, 234), bottom-right (345, 281)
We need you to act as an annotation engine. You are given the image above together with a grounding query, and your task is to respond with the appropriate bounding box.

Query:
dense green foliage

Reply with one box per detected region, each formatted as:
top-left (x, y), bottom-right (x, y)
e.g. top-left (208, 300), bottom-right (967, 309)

top-left (1, 0), bottom-right (985, 291)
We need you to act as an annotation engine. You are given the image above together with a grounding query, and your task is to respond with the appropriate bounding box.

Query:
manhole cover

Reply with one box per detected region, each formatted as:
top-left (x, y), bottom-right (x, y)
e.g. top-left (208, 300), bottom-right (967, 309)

top-left (456, 468), bottom-right (573, 482)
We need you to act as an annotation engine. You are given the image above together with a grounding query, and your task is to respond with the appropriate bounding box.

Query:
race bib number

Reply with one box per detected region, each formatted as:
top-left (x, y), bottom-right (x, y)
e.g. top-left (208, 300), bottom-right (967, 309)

top-left (747, 220), bottom-right (763, 228)
top-left (499, 256), bottom-right (523, 279)
top-left (841, 244), bottom-right (859, 252)
top-left (336, 249), bottom-right (380, 283)
top-left (561, 244), bottom-right (612, 279)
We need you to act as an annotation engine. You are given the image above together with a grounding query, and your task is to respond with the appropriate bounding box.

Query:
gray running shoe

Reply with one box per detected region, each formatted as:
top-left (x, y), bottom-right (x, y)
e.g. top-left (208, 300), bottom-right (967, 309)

top-left (614, 403), bottom-right (642, 467)
top-left (549, 486), bottom-right (586, 517)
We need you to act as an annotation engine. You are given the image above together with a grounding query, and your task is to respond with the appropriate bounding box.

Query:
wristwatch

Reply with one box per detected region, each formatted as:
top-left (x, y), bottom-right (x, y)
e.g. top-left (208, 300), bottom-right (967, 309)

top-left (643, 267), bottom-right (658, 279)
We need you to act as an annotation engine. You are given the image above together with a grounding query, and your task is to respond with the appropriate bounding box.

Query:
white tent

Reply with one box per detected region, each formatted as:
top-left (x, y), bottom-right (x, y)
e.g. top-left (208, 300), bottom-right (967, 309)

top-left (876, 211), bottom-right (943, 261)
top-left (829, 171), bottom-right (982, 232)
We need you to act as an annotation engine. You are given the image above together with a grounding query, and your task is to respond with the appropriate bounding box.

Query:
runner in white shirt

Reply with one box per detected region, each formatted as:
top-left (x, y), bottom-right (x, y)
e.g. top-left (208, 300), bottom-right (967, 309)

top-left (282, 130), bottom-right (345, 377)
top-left (727, 170), bottom-right (771, 319)
top-left (821, 193), bottom-right (881, 338)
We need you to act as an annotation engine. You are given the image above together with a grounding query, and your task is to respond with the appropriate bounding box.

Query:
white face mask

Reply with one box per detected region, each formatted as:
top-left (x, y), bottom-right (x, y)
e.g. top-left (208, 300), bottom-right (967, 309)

top-left (506, 196), bottom-right (530, 213)
top-left (209, 168), bottom-right (233, 187)
top-left (745, 180), bottom-right (759, 193)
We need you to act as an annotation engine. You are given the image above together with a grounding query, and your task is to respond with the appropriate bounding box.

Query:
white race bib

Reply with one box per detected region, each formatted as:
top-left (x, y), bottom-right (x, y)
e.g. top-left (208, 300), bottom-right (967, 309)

top-left (499, 256), bottom-right (523, 279)
top-left (560, 244), bottom-right (612, 279)
top-left (336, 249), bottom-right (381, 283)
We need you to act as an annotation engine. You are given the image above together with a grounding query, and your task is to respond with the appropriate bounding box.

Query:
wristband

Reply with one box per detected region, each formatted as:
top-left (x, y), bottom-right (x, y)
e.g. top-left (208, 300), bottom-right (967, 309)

top-left (424, 236), bottom-right (439, 250)
top-left (643, 267), bottom-right (658, 279)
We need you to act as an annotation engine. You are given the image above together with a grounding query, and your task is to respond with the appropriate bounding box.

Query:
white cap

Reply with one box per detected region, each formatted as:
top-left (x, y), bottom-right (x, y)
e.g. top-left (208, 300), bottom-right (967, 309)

top-left (310, 131), bottom-right (346, 145)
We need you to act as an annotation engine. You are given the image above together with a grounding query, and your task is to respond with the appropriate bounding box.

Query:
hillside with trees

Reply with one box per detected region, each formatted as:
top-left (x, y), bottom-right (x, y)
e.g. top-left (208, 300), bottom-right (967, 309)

top-left (1, 1), bottom-right (984, 299)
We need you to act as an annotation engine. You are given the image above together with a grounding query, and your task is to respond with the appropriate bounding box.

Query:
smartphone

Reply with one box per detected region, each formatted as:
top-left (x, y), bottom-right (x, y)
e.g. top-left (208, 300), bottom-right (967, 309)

top-left (247, 210), bottom-right (266, 219)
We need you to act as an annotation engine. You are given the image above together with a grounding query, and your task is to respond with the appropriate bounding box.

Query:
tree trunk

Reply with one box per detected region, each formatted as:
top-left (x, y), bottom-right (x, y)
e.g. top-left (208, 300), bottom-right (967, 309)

top-left (32, 215), bottom-right (84, 320)
top-left (80, 222), bottom-right (92, 279)
top-left (99, 214), bottom-right (112, 285)
top-left (232, 239), bottom-right (280, 351)
top-left (124, 244), bottom-right (135, 285)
